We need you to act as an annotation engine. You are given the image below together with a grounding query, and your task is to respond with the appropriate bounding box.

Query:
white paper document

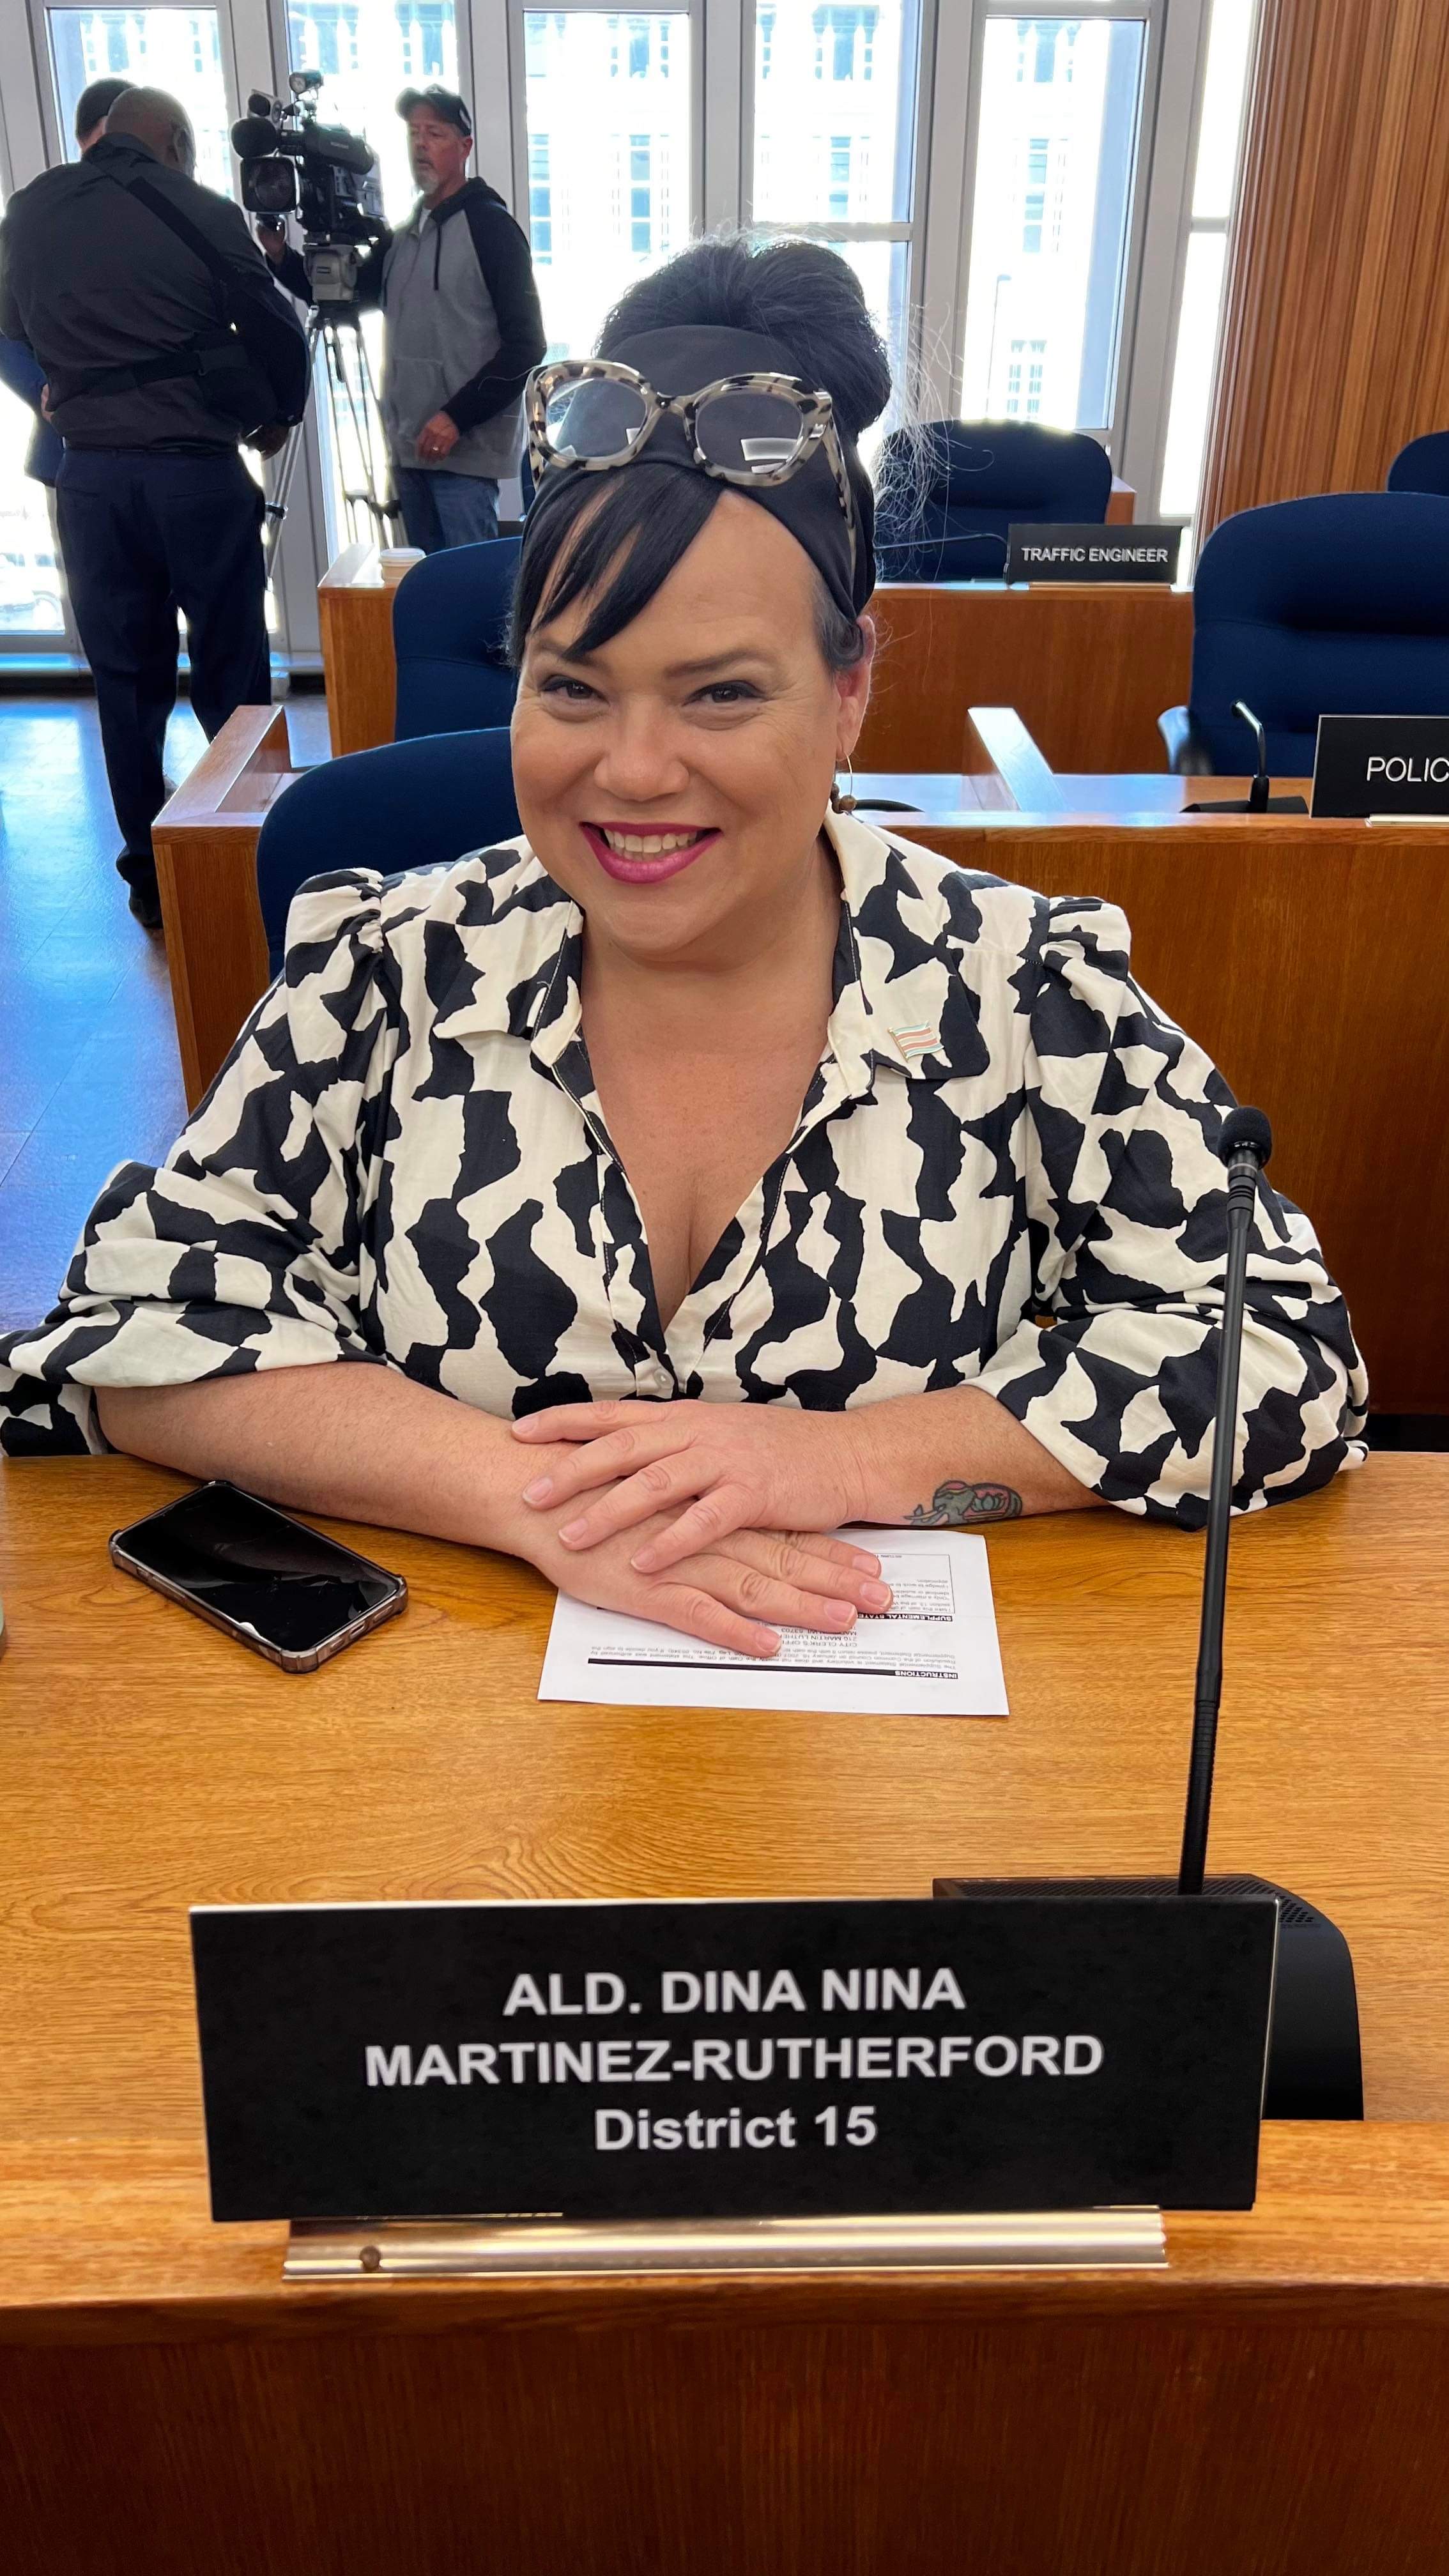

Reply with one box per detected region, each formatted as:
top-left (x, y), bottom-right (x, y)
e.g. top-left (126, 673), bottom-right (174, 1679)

top-left (538, 1526), bottom-right (1008, 1718)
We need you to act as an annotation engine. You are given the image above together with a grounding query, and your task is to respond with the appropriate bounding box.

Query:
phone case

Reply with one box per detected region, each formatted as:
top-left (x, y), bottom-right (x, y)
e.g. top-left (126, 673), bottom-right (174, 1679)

top-left (108, 1527), bottom-right (407, 1674)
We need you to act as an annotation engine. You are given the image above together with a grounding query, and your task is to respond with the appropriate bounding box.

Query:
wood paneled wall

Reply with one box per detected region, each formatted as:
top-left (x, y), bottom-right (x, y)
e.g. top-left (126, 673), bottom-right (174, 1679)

top-left (1200, 0), bottom-right (1449, 532)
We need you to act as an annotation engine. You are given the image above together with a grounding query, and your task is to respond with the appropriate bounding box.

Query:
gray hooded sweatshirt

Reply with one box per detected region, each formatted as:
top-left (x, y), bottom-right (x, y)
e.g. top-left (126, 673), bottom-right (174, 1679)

top-left (280, 178), bottom-right (544, 482)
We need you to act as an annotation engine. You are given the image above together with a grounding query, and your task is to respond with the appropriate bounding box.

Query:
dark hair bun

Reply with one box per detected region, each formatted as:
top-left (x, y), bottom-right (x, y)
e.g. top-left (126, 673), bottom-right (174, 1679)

top-left (598, 235), bottom-right (893, 445)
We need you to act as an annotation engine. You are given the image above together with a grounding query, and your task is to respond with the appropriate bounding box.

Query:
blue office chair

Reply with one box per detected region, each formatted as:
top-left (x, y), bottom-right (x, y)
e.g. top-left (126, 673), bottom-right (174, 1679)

top-left (392, 535), bottom-right (522, 740)
top-left (874, 420), bottom-right (1112, 583)
top-left (1386, 431), bottom-right (1449, 498)
top-left (1160, 493), bottom-right (1449, 776)
top-left (256, 728), bottom-right (521, 977)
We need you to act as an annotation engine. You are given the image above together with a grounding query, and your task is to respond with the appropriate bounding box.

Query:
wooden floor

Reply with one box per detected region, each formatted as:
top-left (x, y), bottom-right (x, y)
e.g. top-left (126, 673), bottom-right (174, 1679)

top-left (0, 693), bottom-right (328, 1333)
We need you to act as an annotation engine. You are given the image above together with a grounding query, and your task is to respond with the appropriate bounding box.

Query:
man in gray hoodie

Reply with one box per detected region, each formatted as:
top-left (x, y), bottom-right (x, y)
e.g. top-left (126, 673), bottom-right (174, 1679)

top-left (262, 86), bottom-right (545, 552)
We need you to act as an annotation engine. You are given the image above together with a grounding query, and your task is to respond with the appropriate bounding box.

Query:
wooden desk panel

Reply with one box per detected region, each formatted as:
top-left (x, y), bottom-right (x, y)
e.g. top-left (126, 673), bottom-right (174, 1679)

top-left (891, 818), bottom-right (1449, 1416)
top-left (316, 552), bottom-right (1195, 779)
top-left (151, 707), bottom-right (298, 1108)
top-left (318, 540), bottom-right (397, 755)
top-left (857, 583), bottom-right (1195, 776)
top-left (2, 1457), bottom-right (1446, 2570)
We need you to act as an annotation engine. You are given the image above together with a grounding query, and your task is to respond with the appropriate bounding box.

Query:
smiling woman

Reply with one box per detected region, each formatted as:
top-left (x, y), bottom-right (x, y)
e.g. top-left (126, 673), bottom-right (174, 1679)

top-left (0, 238), bottom-right (1368, 1662)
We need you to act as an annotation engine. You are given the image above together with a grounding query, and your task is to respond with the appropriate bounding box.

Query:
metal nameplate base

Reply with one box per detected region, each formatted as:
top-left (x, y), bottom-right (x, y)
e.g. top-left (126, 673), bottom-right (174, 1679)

top-left (284, 2207), bottom-right (1166, 2280)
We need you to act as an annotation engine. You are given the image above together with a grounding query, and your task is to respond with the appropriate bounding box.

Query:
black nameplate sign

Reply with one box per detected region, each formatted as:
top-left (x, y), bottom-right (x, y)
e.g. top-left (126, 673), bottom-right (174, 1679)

top-left (191, 1894), bottom-right (1275, 2222)
top-left (1006, 522), bottom-right (1183, 584)
top-left (1311, 714), bottom-right (1449, 816)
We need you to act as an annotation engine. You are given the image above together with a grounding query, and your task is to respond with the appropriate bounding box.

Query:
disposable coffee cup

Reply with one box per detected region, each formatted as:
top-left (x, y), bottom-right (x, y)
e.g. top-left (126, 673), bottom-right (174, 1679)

top-left (378, 547), bottom-right (425, 587)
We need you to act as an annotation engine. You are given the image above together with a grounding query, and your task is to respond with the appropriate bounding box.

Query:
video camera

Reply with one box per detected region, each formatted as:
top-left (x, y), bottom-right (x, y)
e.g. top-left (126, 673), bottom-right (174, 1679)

top-left (233, 71), bottom-right (385, 304)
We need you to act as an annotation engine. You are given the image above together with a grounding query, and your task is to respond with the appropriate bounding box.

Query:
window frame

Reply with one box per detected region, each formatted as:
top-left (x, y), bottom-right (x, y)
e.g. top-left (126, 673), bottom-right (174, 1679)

top-left (0, 0), bottom-right (1254, 664)
top-left (507, 0), bottom-right (705, 259)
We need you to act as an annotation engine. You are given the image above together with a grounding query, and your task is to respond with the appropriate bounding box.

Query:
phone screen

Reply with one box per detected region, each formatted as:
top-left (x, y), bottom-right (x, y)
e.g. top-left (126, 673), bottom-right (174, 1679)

top-left (114, 1482), bottom-right (402, 1656)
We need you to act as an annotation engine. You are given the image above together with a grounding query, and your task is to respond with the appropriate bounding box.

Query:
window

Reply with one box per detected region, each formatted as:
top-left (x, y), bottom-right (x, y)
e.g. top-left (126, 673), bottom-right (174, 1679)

top-left (629, 133), bottom-right (652, 252)
top-left (1021, 136), bottom-right (1048, 254)
top-left (529, 132), bottom-right (553, 261)
top-left (0, 183), bottom-right (64, 636)
top-left (753, 1), bottom-right (919, 447)
top-left (286, 0), bottom-right (459, 561)
top-left (288, 0), bottom-right (459, 223)
top-left (958, 15), bottom-right (1147, 435)
top-left (395, 2), bottom-right (447, 78)
top-left (1006, 336), bottom-right (1046, 417)
top-left (47, 6), bottom-right (233, 192)
top-left (1159, 0), bottom-right (1259, 522)
top-left (523, 11), bottom-right (690, 356)
top-left (813, 5), bottom-right (878, 84)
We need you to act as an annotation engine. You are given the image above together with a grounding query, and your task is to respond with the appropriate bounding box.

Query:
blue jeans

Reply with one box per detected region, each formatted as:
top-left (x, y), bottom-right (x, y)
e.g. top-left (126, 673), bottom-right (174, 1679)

top-left (394, 469), bottom-right (500, 553)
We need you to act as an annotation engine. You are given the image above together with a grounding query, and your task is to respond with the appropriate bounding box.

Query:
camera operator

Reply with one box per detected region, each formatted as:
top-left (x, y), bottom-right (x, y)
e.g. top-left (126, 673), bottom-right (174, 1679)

top-left (260, 86), bottom-right (544, 553)
top-left (0, 87), bottom-right (308, 930)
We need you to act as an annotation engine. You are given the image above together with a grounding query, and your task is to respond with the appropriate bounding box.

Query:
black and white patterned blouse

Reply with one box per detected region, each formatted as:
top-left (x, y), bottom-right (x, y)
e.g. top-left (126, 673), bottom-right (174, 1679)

top-left (0, 815), bottom-right (1368, 1523)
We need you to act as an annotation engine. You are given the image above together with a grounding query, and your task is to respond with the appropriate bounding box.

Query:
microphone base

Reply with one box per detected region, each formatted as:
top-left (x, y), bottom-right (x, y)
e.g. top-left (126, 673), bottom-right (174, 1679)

top-left (933, 1874), bottom-right (1363, 2122)
top-left (1182, 795), bottom-right (1310, 814)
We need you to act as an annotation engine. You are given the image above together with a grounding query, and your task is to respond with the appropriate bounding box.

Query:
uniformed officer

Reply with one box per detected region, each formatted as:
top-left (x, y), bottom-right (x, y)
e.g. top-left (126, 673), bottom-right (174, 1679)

top-left (0, 87), bottom-right (309, 928)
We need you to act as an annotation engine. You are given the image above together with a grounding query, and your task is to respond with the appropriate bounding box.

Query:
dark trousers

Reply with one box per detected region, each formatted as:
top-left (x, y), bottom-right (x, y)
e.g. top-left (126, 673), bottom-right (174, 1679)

top-left (57, 447), bottom-right (269, 866)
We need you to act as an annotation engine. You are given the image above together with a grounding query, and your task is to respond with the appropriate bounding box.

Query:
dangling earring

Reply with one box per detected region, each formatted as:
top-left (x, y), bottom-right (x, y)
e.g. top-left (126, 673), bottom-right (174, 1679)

top-left (829, 749), bottom-right (857, 814)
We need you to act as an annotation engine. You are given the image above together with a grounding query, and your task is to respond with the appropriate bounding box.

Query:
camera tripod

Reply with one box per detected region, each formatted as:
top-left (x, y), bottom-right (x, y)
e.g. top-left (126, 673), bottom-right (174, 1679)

top-left (264, 303), bottom-right (400, 553)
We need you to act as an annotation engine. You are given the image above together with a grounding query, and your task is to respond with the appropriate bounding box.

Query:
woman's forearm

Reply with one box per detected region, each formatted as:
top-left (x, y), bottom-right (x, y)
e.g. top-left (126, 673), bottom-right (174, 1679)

top-left (95, 1364), bottom-right (556, 1555)
top-left (850, 1386), bottom-right (1101, 1526)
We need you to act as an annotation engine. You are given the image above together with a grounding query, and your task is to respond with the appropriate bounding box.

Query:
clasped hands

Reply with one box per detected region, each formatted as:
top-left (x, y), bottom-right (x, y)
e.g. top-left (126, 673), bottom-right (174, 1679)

top-left (510, 1399), bottom-right (891, 1661)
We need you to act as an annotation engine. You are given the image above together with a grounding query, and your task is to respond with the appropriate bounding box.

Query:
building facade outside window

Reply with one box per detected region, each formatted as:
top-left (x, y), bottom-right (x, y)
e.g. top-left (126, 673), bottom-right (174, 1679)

top-left (959, 14), bottom-right (1147, 436)
top-left (522, 10), bottom-right (689, 359)
top-left (1006, 335), bottom-right (1046, 416)
top-left (528, 131), bottom-right (552, 260)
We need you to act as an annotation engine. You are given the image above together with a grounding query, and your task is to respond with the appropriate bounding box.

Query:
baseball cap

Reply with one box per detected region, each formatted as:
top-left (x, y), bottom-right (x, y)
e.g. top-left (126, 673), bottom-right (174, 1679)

top-left (397, 85), bottom-right (473, 136)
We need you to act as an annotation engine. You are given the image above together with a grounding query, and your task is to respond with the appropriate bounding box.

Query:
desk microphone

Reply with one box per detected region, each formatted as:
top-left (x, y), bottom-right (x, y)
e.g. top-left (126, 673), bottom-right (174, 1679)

top-left (1183, 701), bottom-right (1310, 816)
top-left (938, 1105), bottom-right (1363, 2119)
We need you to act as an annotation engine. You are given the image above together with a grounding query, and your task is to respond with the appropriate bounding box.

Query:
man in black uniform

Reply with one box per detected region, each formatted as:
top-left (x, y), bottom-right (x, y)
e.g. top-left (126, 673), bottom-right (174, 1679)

top-left (0, 88), bottom-right (309, 928)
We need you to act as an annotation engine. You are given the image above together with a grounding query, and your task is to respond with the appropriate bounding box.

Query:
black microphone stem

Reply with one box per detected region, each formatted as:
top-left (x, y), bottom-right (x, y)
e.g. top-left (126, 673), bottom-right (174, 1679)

top-left (1178, 1147), bottom-right (1261, 1894)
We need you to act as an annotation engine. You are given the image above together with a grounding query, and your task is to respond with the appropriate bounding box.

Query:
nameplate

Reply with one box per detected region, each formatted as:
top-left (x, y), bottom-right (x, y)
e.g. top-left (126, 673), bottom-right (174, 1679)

top-left (1006, 523), bottom-right (1183, 584)
top-left (191, 1894), bottom-right (1274, 2221)
top-left (1311, 714), bottom-right (1449, 816)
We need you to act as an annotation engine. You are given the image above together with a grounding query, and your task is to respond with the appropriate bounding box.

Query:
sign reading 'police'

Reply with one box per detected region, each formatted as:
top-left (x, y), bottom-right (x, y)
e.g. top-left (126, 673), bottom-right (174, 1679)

top-left (190, 1896), bottom-right (1275, 2222)
top-left (1311, 714), bottom-right (1449, 816)
top-left (1005, 523), bottom-right (1183, 585)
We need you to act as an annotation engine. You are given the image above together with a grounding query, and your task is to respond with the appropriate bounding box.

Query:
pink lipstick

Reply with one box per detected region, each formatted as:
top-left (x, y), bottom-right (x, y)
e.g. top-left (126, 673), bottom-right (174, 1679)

top-left (581, 822), bottom-right (720, 885)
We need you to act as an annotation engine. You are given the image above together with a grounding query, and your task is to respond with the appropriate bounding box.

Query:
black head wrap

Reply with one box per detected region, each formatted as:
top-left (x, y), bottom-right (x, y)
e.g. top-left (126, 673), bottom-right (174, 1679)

top-left (530, 323), bottom-right (876, 620)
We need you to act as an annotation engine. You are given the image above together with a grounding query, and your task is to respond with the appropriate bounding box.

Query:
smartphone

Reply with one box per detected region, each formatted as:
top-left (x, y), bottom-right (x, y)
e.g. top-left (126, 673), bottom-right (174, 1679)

top-left (109, 1480), bottom-right (407, 1673)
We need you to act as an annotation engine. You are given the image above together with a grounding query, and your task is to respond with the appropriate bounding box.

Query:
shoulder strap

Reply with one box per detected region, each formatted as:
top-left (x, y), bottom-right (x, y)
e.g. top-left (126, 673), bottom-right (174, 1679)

top-left (111, 171), bottom-right (236, 303)
top-left (49, 174), bottom-right (249, 406)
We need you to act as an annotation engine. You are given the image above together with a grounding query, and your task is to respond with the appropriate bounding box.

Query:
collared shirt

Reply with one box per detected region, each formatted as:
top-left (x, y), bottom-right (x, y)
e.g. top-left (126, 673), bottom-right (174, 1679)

top-left (0, 816), bottom-right (1367, 1524)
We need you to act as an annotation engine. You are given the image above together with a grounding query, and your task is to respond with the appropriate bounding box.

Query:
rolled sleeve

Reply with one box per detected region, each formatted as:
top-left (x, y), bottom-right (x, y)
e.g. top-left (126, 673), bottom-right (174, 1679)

top-left (0, 871), bottom-right (396, 1455)
top-left (972, 898), bottom-right (1369, 1526)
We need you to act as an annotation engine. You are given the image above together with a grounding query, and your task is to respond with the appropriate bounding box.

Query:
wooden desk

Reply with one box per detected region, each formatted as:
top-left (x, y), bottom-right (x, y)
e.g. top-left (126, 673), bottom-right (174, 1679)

top-left (317, 535), bottom-right (508, 751)
top-left (2, 1456), bottom-right (1447, 2572)
top-left (318, 548), bottom-right (1193, 780)
top-left (856, 581), bottom-right (1195, 776)
top-left (854, 759), bottom-right (1315, 824)
top-left (318, 539), bottom-right (399, 754)
top-left (151, 705), bottom-right (305, 1110)
top-left (862, 801), bottom-right (1449, 1414)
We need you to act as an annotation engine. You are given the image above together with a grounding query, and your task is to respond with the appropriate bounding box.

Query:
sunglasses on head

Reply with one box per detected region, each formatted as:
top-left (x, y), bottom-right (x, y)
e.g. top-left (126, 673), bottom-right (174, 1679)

top-left (526, 358), bottom-right (858, 586)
